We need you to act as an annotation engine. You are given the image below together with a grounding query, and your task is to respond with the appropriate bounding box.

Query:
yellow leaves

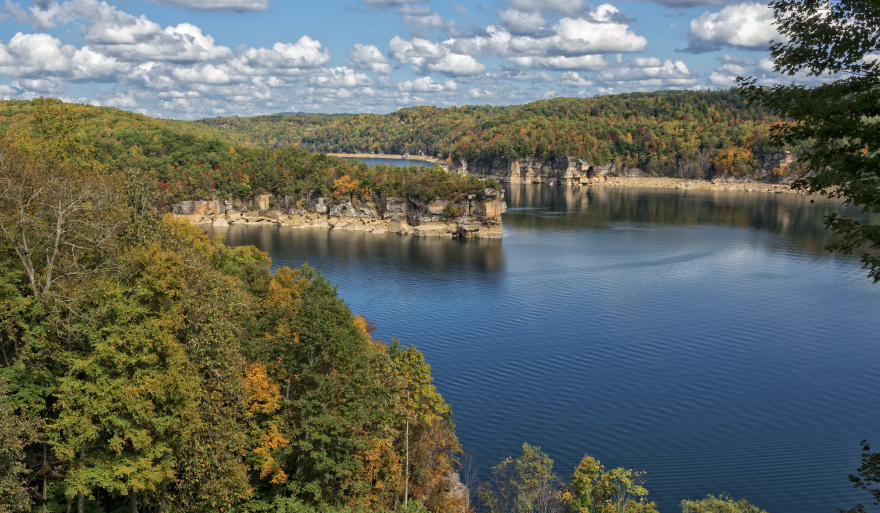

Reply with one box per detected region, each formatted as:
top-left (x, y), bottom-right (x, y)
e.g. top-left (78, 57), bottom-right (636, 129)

top-left (253, 423), bottom-right (290, 484)
top-left (353, 315), bottom-right (374, 342)
top-left (712, 146), bottom-right (754, 176)
top-left (267, 266), bottom-right (308, 306)
top-left (243, 363), bottom-right (281, 415)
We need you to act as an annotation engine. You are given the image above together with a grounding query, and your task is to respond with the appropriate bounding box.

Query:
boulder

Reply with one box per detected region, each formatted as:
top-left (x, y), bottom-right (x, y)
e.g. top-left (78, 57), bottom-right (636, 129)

top-left (386, 220), bottom-right (412, 235)
top-left (286, 214), bottom-right (305, 227)
top-left (412, 222), bottom-right (451, 237)
top-left (212, 217), bottom-right (229, 227)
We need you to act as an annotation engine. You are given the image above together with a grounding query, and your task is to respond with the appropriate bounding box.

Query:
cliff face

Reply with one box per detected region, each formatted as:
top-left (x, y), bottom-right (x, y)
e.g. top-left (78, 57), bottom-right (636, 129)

top-left (454, 156), bottom-right (612, 185)
top-left (171, 190), bottom-right (506, 238)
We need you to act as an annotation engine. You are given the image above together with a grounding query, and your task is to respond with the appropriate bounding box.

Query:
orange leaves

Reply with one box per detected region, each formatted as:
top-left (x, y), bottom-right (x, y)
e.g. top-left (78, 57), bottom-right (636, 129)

top-left (244, 365), bottom-right (289, 484)
top-left (243, 363), bottom-right (281, 415)
top-left (267, 266), bottom-right (308, 306)
top-left (253, 423), bottom-right (290, 484)
top-left (712, 146), bottom-right (754, 176)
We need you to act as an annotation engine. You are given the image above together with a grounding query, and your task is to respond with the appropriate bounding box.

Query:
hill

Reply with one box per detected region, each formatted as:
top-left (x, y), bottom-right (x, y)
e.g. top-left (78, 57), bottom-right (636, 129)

top-left (196, 90), bottom-right (799, 180)
top-left (0, 99), bottom-right (495, 205)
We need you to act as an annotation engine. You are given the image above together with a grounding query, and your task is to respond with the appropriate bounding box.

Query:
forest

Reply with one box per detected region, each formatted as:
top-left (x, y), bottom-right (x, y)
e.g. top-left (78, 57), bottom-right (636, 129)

top-left (196, 90), bottom-right (804, 181)
top-left (0, 100), bottom-right (497, 206)
top-left (0, 99), bottom-right (467, 513)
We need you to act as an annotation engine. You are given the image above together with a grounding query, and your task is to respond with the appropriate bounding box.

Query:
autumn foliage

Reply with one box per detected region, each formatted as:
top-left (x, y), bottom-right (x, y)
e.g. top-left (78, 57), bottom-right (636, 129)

top-left (0, 101), bottom-right (467, 513)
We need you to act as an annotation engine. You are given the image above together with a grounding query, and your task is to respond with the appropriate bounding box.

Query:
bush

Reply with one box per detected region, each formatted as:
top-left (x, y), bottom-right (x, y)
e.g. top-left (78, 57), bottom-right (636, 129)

top-left (681, 494), bottom-right (767, 513)
top-left (442, 204), bottom-right (464, 218)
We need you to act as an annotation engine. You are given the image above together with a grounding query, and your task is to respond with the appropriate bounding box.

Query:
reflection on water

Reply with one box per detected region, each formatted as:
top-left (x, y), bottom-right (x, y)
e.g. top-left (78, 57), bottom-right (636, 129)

top-left (217, 225), bottom-right (505, 276)
top-left (209, 185), bottom-right (880, 513)
top-left (505, 184), bottom-right (875, 249)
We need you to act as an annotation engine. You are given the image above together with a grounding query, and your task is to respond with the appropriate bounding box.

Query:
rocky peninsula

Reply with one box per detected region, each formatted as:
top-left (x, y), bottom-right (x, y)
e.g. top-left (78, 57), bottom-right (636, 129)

top-left (171, 190), bottom-right (506, 238)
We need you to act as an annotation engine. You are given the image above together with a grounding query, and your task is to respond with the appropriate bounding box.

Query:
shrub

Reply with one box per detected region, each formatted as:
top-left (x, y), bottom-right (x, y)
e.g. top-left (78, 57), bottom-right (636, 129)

top-left (681, 494), bottom-right (767, 513)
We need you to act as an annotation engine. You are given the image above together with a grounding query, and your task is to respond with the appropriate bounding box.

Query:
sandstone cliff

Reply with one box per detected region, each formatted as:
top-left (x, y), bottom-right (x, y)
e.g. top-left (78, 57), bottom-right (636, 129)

top-left (453, 156), bottom-right (612, 185)
top-left (171, 190), bottom-right (506, 239)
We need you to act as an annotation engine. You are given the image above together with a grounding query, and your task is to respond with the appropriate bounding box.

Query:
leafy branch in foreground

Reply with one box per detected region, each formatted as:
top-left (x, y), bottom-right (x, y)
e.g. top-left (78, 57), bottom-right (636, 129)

top-left (737, 0), bottom-right (880, 280)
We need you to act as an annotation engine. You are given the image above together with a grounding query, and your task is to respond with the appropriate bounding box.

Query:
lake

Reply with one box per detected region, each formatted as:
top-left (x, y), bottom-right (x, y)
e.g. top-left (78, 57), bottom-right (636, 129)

top-left (207, 184), bottom-right (880, 513)
top-left (340, 156), bottom-right (440, 168)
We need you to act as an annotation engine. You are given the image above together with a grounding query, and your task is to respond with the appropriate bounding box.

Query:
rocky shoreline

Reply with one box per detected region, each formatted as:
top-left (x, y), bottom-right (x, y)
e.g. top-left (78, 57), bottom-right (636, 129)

top-left (328, 152), bottom-right (442, 165)
top-left (580, 176), bottom-right (810, 194)
top-left (171, 190), bottom-right (506, 239)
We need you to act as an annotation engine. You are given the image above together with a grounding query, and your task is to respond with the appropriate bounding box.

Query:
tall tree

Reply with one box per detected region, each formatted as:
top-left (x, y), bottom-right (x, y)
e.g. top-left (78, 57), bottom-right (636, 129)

top-left (737, 0), bottom-right (880, 280)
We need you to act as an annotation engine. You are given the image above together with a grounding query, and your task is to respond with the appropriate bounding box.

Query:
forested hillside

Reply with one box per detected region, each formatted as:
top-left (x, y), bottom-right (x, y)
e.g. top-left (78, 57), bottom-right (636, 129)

top-left (0, 99), bottom-right (465, 513)
top-left (197, 112), bottom-right (353, 147)
top-left (0, 100), bottom-right (495, 205)
top-left (197, 90), bottom-right (801, 180)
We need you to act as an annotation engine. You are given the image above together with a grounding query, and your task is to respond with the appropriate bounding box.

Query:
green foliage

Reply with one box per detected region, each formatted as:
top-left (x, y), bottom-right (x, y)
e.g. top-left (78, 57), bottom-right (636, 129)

top-left (737, 0), bottom-right (880, 280)
top-left (841, 441), bottom-right (880, 513)
top-left (680, 494), bottom-right (767, 513)
top-left (441, 204), bottom-right (464, 218)
top-left (0, 377), bottom-right (41, 513)
top-left (50, 245), bottom-right (201, 502)
top-left (479, 442), bottom-right (568, 513)
top-left (206, 91), bottom-right (788, 178)
top-left (570, 454), bottom-right (657, 513)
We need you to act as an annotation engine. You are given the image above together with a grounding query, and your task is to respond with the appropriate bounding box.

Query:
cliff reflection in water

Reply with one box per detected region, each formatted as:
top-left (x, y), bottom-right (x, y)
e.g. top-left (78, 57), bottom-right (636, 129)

top-left (211, 224), bottom-right (505, 277)
top-left (504, 183), bottom-right (877, 256)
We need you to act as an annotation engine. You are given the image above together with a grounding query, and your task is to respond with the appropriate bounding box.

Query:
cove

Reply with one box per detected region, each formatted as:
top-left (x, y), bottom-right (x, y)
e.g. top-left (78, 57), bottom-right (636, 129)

top-left (206, 184), bottom-right (880, 513)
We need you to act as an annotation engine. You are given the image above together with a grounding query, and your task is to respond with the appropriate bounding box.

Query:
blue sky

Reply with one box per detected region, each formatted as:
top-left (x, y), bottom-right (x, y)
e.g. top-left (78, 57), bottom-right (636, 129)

top-left (0, 0), bottom-right (798, 118)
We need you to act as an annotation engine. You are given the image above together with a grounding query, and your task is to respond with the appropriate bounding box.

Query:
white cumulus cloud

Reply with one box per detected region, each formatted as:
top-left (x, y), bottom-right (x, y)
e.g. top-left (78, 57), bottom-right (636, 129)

top-left (597, 58), bottom-right (699, 89)
top-left (556, 71), bottom-right (592, 87)
top-left (309, 67), bottom-right (372, 88)
top-left (686, 3), bottom-right (779, 53)
top-left (398, 76), bottom-right (457, 92)
top-left (497, 9), bottom-right (546, 35)
top-left (349, 44), bottom-right (391, 74)
top-left (145, 0), bottom-right (269, 11)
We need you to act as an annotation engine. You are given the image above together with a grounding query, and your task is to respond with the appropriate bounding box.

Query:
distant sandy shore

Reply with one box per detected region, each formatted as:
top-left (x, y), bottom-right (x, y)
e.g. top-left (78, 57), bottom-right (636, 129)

top-left (593, 176), bottom-right (809, 195)
top-left (329, 152), bottom-right (442, 164)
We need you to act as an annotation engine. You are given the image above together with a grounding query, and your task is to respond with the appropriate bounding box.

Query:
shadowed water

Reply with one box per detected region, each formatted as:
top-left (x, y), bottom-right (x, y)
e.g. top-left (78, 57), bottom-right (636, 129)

top-left (340, 156), bottom-right (439, 168)
top-left (208, 184), bottom-right (880, 513)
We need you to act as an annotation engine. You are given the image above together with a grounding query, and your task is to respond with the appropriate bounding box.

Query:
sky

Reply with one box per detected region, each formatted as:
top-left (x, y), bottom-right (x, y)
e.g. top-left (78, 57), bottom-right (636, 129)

top-left (0, 0), bottom-right (805, 119)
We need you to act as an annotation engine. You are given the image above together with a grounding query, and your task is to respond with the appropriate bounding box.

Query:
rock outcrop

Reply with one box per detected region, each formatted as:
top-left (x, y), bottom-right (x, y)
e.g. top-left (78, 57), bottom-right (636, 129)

top-left (171, 190), bottom-right (506, 238)
top-left (454, 156), bottom-right (612, 185)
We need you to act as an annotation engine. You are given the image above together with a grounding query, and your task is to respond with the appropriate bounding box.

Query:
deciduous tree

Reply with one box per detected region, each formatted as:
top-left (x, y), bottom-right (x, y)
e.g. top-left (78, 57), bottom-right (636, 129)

top-left (737, 0), bottom-right (880, 280)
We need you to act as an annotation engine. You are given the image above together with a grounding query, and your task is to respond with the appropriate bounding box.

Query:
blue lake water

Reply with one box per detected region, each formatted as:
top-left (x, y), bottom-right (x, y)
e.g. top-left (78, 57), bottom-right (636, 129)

top-left (340, 156), bottom-right (440, 168)
top-left (208, 184), bottom-right (880, 513)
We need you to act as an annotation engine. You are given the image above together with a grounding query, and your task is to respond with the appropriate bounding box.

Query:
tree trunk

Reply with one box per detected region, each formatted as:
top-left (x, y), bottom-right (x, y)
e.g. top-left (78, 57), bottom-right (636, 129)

top-left (42, 443), bottom-right (47, 513)
top-left (129, 489), bottom-right (137, 513)
top-left (77, 443), bottom-right (85, 513)
top-left (405, 417), bottom-right (409, 507)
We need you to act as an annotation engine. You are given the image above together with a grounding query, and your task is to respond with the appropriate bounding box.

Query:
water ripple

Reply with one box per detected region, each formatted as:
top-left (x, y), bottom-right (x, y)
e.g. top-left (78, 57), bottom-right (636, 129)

top-left (210, 185), bottom-right (880, 513)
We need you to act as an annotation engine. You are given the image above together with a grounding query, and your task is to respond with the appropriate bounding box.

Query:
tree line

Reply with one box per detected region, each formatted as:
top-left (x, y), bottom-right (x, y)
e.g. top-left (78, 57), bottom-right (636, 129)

top-left (196, 91), bottom-right (807, 181)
